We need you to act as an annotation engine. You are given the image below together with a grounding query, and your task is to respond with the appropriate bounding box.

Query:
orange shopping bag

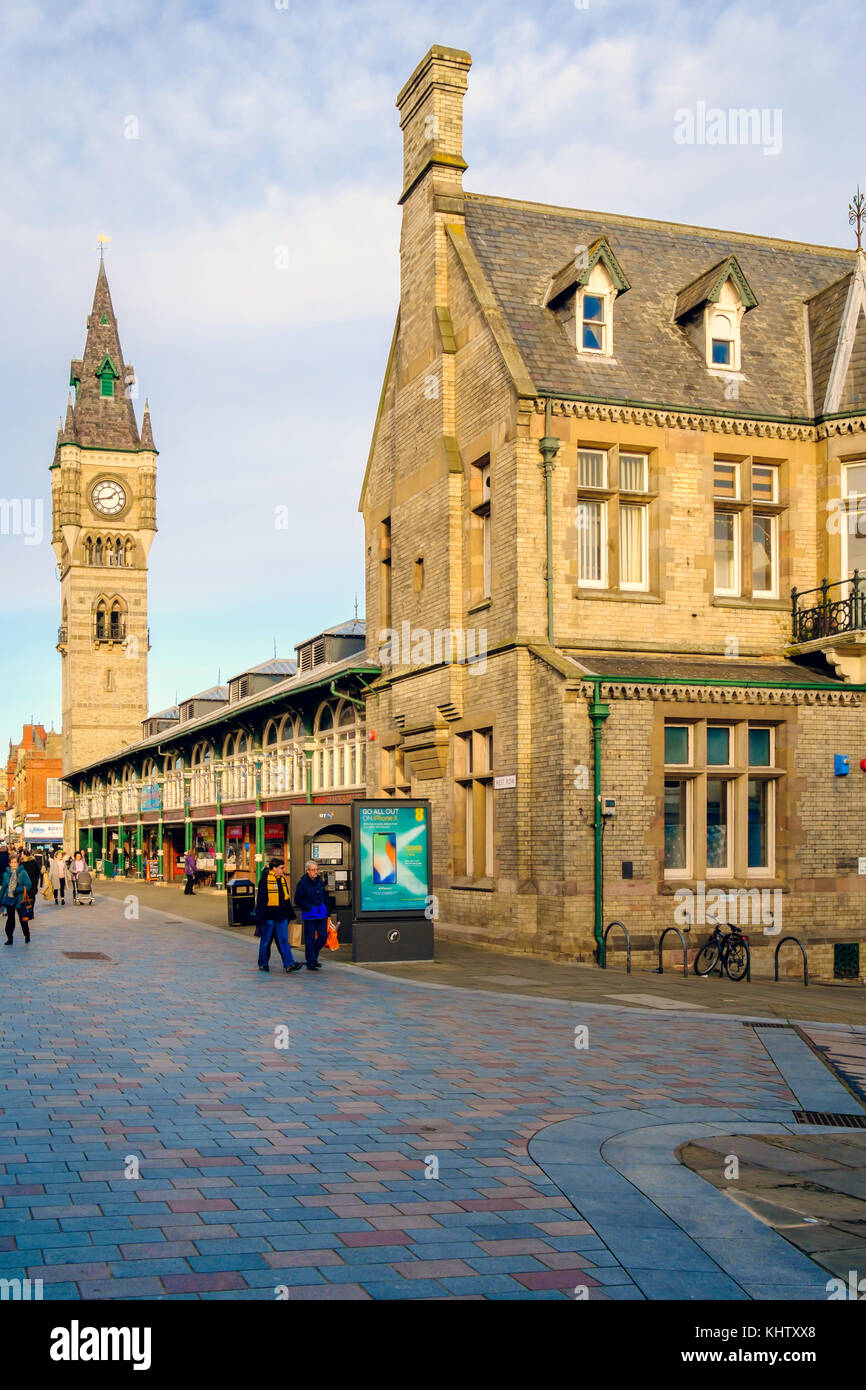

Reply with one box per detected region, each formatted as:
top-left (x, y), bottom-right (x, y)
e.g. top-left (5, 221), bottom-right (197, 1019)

top-left (326, 918), bottom-right (340, 950)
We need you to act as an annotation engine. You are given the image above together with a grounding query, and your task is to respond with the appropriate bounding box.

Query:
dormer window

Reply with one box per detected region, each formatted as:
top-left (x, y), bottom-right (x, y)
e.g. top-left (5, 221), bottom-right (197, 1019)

top-left (96, 354), bottom-right (118, 398)
top-left (674, 256), bottom-right (757, 377)
top-left (705, 283), bottom-right (744, 371)
top-left (543, 237), bottom-right (630, 361)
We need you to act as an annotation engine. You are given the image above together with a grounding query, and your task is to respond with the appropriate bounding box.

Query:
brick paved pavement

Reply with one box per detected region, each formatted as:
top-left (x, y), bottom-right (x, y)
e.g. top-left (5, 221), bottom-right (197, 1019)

top-left (96, 877), bottom-right (866, 1026)
top-left (0, 892), bottom-right (860, 1300)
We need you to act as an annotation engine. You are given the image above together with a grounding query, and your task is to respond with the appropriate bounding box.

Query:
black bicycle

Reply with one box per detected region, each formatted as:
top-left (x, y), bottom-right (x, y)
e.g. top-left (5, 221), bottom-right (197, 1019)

top-left (694, 922), bottom-right (750, 981)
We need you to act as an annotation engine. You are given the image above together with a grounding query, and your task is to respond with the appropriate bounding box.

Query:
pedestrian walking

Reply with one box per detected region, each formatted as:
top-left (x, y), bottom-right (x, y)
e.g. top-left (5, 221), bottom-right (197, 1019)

top-left (2, 853), bottom-right (32, 945)
top-left (20, 848), bottom-right (41, 911)
top-left (0, 843), bottom-right (10, 879)
top-left (49, 849), bottom-right (67, 905)
top-left (71, 851), bottom-right (86, 901)
top-left (183, 849), bottom-right (196, 895)
top-left (254, 859), bottom-right (303, 975)
top-left (293, 859), bottom-right (332, 971)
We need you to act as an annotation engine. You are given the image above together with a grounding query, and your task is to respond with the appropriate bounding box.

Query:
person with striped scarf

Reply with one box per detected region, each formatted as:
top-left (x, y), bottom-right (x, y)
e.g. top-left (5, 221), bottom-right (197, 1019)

top-left (255, 859), bottom-right (303, 975)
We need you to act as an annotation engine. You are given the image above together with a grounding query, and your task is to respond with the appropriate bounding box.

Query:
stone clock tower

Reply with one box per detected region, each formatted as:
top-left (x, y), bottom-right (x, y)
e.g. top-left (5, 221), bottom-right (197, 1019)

top-left (51, 260), bottom-right (157, 820)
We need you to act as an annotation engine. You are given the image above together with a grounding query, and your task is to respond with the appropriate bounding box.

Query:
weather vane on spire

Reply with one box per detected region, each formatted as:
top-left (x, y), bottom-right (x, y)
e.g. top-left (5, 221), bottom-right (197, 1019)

top-left (849, 187), bottom-right (865, 252)
top-left (97, 233), bottom-right (111, 262)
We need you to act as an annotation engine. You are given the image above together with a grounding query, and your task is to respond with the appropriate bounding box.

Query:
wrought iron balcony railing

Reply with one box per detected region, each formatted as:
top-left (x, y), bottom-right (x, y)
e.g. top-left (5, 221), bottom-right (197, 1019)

top-left (791, 573), bottom-right (866, 644)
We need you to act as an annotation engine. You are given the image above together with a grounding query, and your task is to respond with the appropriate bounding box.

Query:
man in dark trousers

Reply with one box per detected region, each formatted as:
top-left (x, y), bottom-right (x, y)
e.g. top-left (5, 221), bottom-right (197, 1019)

top-left (293, 859), bottom-right (331, 971)
top-left (255, 859), bottom-right (303, 975)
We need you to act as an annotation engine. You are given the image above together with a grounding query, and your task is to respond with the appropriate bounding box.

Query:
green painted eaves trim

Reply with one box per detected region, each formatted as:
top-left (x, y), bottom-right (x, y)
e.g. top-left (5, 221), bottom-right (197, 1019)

top-left (578, 673), bottom-right (864, 691)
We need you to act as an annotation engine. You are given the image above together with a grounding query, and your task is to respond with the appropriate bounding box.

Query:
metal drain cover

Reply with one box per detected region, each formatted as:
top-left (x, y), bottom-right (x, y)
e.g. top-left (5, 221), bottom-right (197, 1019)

top-left (793, 1110), bottom-right (866, 1128)
top-left (62, 951), bottom-right (111, 961)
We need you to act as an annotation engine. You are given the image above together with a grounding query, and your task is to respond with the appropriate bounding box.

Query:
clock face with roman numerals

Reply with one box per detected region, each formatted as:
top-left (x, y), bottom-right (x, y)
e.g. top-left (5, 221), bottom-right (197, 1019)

top-left (91, 480), bottom-right (127, 515)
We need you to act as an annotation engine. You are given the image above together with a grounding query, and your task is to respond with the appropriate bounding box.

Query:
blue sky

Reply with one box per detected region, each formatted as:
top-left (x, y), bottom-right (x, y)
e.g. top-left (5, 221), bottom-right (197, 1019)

top-left (1, 0), bottom-right (864, 745)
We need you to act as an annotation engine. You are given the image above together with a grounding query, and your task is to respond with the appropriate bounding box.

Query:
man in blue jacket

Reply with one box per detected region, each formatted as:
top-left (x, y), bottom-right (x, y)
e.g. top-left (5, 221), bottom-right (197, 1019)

top-left (293, 859), bottom-right (331, 971)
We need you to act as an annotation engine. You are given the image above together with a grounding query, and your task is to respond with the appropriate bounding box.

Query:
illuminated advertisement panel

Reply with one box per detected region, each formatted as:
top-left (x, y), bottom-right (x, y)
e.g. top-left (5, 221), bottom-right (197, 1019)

top-left (353, 801), bottom-right (431, 915)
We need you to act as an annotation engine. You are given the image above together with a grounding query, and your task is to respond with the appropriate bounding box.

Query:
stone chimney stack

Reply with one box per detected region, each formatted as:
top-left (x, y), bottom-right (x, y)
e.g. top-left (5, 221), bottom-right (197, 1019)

top-left (396, 45), bottom-right (471, 208)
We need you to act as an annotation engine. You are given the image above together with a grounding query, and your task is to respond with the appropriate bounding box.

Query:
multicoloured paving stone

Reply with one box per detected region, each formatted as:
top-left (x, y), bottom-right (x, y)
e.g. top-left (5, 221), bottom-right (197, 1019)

top-left (0, 894), bottom-right (856, 1300)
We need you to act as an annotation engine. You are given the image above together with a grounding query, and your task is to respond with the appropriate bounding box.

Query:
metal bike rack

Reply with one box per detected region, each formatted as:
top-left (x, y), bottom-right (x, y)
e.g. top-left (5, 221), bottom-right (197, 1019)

top-left (655, 926), bottom-right (689, 978)
top-left (774, 936), bottom-right (808, 987)
top-left (601, 920), bottom-right (631, 973)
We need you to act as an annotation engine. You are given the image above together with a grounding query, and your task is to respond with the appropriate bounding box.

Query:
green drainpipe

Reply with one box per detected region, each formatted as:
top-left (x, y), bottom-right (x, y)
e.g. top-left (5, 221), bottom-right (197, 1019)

top-left (539, 399), bottom-right (560, 647)
top-left (589, 678), bottom-right (610, 965)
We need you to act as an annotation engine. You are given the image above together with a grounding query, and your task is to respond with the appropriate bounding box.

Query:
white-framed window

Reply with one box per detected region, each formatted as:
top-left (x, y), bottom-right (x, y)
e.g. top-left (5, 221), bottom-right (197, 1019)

top-left (752, 513), bottom-right (778, 598)
top-left (619, 502), bottom-right (648, 590)
top-left (842, 461), bottom-right (866, 577)
top-left (578, 448), bottom-right (607, 489)
top-left (619, 452), bottom-right (649, 493)
top-left (705, 279), bottom-right (745, 372)
top-left (706, 776), bottom-right (733, 875)
top-left (581, 292), bottom-right (607, 352)
top-left (578, 499), bottom-right (606, 587)
top-left (664, 724), bottom-right (692, 767)
top-left (46, 778), bottom-right (62, 807)
top-left (713, 460), bottom-right (740, 500)
top-left (664, 778), bottom-right (692, 877)
top-left (714, 511), bottom-right (740, 596)
top-left (577, 261), bottom-right (615, 357)
top-left (577, 448), bottom-right (607, 589)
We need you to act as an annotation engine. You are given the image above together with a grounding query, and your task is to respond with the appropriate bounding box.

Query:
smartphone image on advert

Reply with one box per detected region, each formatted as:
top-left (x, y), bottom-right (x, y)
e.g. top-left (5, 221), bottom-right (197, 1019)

top-left (372, 832), bottom-right (397, 884)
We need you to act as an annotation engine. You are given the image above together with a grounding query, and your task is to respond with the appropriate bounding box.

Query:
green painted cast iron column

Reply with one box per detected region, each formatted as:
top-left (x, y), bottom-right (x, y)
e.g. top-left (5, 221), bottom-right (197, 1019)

top-left (254, 760), bottom-right (265, 882)
top-left (136, 785), bottom-right (144, 878)
top-left (215, 772), bottom-right (225, 889)
top-left (157, 779), bottom-right (164, 882)
top-left (589, 678), bottom-right (610, 966)
top-left (184, 775), bottom-right (192, 854)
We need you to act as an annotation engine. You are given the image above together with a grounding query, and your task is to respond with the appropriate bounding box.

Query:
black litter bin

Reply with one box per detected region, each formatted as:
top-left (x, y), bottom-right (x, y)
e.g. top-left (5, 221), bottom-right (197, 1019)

top-left (227, 878), bottom-right (256, 927)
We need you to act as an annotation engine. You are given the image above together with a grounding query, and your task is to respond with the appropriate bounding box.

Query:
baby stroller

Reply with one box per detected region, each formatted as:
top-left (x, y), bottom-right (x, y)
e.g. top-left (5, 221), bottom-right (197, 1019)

top-left (75, 867), bottom-right (95, 906)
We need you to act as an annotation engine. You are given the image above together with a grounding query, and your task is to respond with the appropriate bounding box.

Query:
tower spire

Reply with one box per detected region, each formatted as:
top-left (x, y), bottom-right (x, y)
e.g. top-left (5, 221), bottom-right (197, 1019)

top-left (139, 398), bottom-right (155, 450)
top-left (67, 260), bottom-right (140, 450)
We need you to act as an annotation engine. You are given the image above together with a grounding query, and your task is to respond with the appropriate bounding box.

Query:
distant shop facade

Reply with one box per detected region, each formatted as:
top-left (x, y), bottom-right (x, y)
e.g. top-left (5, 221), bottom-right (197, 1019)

top-left (63, 623), bottom-right (377, 896)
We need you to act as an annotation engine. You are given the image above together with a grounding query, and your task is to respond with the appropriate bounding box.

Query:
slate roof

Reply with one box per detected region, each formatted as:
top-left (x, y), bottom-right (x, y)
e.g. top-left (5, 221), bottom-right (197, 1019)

top-left (807, 273), bottom-right (851, 411)
top-left (566, 653), bottom-right (849, 687)
top-left (463, 194), bottom-right (862, 421)
top-left (147, 706), bottom-right (179, 722)
top-left (184, 686), bottom-right (229, 703)
top-left (65, 651), bottom-right (380, 780)
top-left (231, 658), bottom-right (298, 679)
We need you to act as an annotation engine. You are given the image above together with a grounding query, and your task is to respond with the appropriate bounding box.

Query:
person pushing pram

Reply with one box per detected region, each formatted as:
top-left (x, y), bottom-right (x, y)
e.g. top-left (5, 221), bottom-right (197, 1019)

top-left (74, 864), bottom-right (95, 906)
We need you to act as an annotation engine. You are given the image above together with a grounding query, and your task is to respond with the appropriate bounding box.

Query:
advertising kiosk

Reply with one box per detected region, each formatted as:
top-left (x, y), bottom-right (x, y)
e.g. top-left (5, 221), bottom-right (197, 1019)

top-left (350, 799), bottom-right (433, 963)
top-left (289, 803), bottom-right (354, 943)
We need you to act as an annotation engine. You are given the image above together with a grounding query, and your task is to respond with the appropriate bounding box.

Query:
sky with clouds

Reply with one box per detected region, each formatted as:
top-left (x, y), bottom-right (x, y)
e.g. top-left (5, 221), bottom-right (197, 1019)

top-left (0, 0), bottom-right (863, 750)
